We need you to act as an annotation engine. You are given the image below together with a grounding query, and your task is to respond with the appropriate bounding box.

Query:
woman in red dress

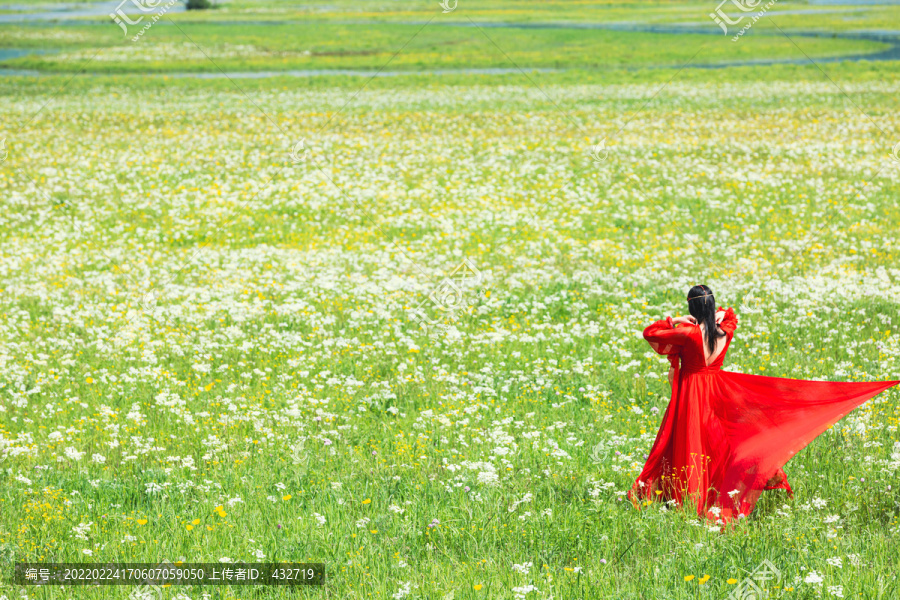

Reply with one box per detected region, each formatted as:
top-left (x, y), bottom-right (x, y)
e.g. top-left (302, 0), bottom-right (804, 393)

top-left (628, 284), bottom-right (899, 526)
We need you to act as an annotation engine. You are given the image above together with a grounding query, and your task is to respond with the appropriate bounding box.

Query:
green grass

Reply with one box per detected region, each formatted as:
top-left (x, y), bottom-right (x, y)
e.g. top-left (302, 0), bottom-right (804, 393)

top-left (2, 71), bottom-right (900, 598)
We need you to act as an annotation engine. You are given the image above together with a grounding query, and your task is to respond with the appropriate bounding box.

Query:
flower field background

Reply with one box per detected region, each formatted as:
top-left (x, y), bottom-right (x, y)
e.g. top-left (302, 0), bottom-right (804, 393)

top-left (2, 1), bottom-right (900, 599)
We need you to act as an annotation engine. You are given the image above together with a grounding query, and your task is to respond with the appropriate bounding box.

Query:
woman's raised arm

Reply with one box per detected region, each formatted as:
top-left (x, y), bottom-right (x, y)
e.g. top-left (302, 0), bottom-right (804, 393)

top-left (643, 316), bottom-right (691, 357)
top-left (716, 306), bottom-right (738, 340)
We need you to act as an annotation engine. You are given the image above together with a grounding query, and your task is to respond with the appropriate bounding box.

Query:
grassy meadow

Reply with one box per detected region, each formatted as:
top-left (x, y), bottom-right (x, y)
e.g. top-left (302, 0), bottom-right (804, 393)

top-left (2, 1), bottom-right (900, 599)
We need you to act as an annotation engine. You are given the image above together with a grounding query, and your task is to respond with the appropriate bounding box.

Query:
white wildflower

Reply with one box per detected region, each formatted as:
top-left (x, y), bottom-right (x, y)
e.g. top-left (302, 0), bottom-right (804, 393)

top-left (512, 584), bottom-right (539, 599)
top-left (512, 561), bottom-right (532, 574)
top-left (804, 571), bottom-right (824, 584)
top-left (392, 580), bottom-right (412, 599)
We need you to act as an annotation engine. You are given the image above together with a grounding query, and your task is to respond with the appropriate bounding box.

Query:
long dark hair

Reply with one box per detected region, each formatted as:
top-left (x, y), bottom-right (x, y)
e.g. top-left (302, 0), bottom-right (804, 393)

top-left (687, 284), bottom-right (725, 356)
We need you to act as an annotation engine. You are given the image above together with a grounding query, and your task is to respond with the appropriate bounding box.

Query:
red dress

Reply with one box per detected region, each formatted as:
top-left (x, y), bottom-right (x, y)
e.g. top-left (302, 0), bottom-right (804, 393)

top-left (629, 306), bottom-right (899, 524)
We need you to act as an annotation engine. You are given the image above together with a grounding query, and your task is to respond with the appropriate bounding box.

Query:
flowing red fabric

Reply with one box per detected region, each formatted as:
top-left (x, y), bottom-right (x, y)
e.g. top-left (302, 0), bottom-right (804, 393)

top-left (628, 306), bottom-right (899, 525)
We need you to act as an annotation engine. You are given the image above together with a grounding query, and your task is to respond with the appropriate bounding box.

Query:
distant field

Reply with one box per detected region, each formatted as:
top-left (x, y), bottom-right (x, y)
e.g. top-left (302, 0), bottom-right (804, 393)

top-left (1, 0), bottom-right (900, 73)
